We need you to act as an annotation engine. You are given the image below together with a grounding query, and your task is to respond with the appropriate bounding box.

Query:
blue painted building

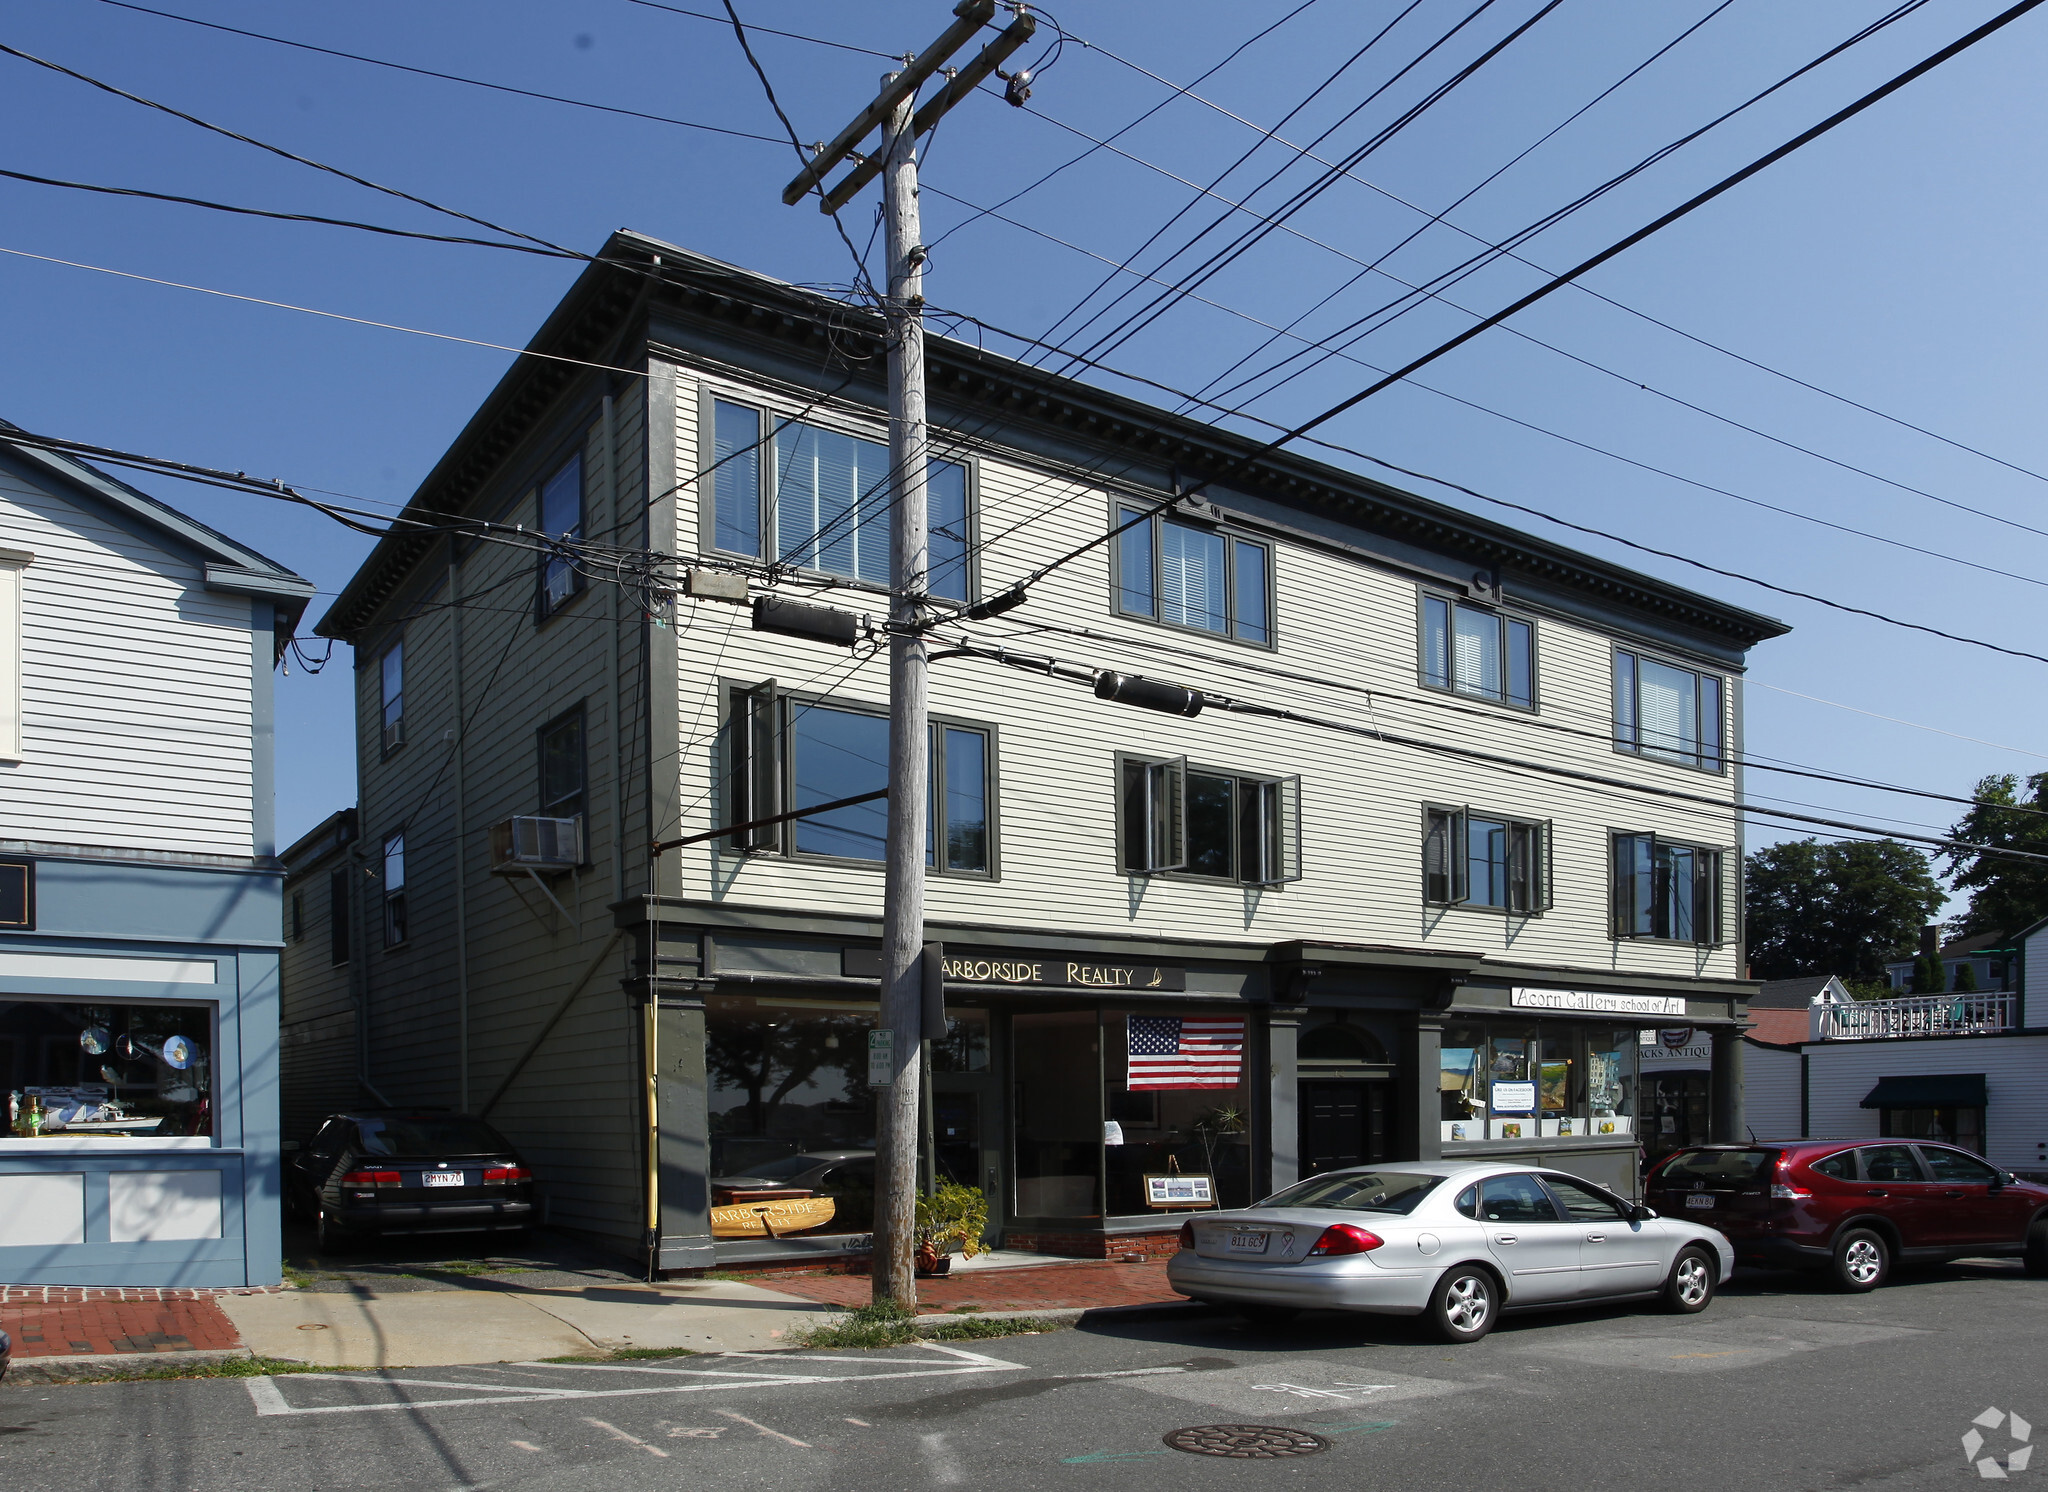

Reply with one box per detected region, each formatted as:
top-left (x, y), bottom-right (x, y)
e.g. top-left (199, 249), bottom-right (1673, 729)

top-left (0, 425), bottom-right (312, 1286)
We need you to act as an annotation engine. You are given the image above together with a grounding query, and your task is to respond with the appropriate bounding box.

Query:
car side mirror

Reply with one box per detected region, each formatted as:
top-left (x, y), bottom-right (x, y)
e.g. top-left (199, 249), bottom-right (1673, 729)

top-left (1993, 1172), bottom-right (2014, 1190)
top-left (1631, 1203), bottom-right (1657, 1221)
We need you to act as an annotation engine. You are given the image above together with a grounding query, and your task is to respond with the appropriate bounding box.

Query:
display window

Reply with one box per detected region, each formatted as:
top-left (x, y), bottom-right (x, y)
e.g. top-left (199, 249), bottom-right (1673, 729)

top-left (1105, 1007), bottom-right (1252, 1215)
top-left (1440, 1019), bottom-right (1636, 1142)
top-left (2, 999), bottom-right (215, 1141)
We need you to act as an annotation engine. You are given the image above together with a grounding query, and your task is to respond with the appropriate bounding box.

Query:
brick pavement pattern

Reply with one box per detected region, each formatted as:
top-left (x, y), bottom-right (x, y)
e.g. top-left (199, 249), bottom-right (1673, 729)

top-left (1, 1288), bottom-right (250, 1358)
top-left (765, 1259), bottom-right (1183, 1314)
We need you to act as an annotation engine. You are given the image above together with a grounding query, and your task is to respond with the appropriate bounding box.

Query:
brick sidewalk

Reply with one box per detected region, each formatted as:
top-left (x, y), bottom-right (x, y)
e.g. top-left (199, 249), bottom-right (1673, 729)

top-left (2, 1289), bottom-right (248, 1358)
top-left (766, 1259), bottom-right (1183, 1315)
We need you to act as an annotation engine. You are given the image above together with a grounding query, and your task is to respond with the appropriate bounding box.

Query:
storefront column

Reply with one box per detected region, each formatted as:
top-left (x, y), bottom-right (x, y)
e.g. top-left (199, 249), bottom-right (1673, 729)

top-left (654, 990), bottom-right (715, 1272)
top-left (1710, 1025), bottom-right (1744, 1144)
top-left (1407, 1018), bottom-right (1442, 1161)
top-left (1266, 1013), bottom-right (1300, 1194)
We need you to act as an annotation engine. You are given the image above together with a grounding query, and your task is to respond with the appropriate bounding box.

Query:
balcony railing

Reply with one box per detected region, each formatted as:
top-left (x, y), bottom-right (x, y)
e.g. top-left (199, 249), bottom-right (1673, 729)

top-left (1816, 990), bottom-right (2018, 1041)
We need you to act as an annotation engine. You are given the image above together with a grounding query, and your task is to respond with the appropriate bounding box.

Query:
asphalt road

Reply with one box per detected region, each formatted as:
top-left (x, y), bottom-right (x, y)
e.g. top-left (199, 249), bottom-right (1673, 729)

top-left (4, 1262), bottom-right (2041, 1491)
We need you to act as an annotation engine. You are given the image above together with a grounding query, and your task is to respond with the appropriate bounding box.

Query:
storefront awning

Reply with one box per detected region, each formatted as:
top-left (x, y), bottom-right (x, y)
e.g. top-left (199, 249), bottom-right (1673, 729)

top-left (1859, 1073), bottom-right (1986, 1109)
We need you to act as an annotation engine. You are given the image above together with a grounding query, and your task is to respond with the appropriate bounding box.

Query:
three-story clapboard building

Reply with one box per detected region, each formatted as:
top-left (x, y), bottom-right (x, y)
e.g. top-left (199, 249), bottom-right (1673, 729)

top-left (304, 233), bottom-right (1786, 1272)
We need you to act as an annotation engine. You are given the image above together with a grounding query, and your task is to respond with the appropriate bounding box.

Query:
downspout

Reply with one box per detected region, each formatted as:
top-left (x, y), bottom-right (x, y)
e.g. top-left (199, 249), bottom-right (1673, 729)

top-left (449, 536), bottom-right (472, 1112)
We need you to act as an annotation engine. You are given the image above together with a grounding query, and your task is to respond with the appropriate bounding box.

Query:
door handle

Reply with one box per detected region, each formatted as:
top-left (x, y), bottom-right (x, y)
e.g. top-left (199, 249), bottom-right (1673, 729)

top-left (1864, 1189), bottom-right (1888, 1197)
top-left (1585, 1234), bottom-right (1607, 1243)
top-left (1942, 1190), bottom-right (1963, 1198)
top-left (1493, 1234), bottom-right (1518, 1245)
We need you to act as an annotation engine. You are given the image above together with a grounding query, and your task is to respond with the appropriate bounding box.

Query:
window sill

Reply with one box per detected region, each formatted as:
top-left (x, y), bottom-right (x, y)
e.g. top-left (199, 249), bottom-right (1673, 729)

top-left (1111, 607), bottom-right (1276, 653)
top-left (1612, 935), bottom-right (1720, 949)
top-left (1418, 680), bottom-right (1536, 714)
top-left (1424, 901), bottom-right (1545, 919)
top-left (1612, 746), bottom-right (1727, 777)
top-left (721, 848), bottom-right (996, 881)
top-left (1, 1136), bottom-right (221, 1153)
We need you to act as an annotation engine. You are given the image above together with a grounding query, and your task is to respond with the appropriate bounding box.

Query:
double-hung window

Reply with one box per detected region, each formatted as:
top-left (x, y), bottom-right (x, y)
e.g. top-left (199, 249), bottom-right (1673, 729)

top-left (1423, 807), bottom-right (1550, 915)
top-left (1113, 504), bottom-right (1272, 645)
top-left (538, 704), bottom-right (586, 820)
top-left (1118, 756), bottom-right (1300, 883)
top-left (1611, 832), bottom-right (1726, 944)
top-left (379, 640), bottom-right (404, 755)
top-left (726, 684), bottom-right (994, 875)
top-left (1421, 595), bottom-right (1533, 708)
top-left (381, 833), bottom-right (407, 948)
top-left (1614, 649), bottom-right (1724, 771)
top-left (705, 398), bottom-right (972, 603)
top-left (537, 451), bottom-right (585, 618)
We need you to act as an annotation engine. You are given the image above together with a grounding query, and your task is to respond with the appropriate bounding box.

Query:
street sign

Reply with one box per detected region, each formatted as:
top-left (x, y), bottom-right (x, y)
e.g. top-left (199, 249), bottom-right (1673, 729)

top-left (868, 1028), bottom-right (895, 1088)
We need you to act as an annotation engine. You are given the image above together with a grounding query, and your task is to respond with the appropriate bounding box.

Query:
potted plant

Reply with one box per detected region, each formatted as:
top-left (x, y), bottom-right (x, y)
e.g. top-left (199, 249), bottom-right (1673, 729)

top-left (913, 1181), bottom-right (989, 1277)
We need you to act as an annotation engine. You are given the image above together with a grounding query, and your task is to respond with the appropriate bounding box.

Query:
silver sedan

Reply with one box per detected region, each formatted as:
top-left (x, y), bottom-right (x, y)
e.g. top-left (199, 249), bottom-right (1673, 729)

top-left (1166, 1160), bottom-right (1735, 1342)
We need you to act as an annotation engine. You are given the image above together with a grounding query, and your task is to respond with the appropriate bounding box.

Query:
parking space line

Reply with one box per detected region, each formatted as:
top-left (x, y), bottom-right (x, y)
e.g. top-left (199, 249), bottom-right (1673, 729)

top-left (583, 1418), bottom-right (669, 1458)
top-left (715, 1409), bottom-right (810, 1447)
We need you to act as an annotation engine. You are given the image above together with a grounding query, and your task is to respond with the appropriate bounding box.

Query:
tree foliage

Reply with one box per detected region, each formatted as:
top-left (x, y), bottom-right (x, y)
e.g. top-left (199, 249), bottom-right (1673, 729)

top-left (1943, 772), bottom-right (2048, 940)
top-left (1744, 838), bottom-right (1944, 981)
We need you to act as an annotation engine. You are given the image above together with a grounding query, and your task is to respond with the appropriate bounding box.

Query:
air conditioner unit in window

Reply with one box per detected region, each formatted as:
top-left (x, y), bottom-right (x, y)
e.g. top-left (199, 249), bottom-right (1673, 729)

top-left (490, 814), bottom-right (584, 872)
top-left (382, 718), bottom-right (406, 752)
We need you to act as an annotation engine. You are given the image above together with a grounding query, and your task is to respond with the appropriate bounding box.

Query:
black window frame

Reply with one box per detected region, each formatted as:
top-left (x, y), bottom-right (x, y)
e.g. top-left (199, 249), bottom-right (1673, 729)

top-left (1610, 830), bottom-right (1729, 946)
top-left (1612, 645), bottom-right (1726, 774)
top-left (328, 865), bottom-right (350, 966)
top-left (722, 681), bottom-right (999, 879)
top-left (378, 636), bottom-right (404, 759)
top-left (1115, 751), bottom-right (1301, 885)
top-left (536, 702), bottom-right (588, 822)
top-left (1422, 805), bottom-right (1551, 916)
top-left (1109, 499), bottom-right (1276, 649)
top-left (535, 447), bottom-right (587, 621)
top-left (698, 392), bottom-right (978, 605)
top-left (380, 831), bottom-right (407, 950)
top-left (1418, 590), bottom-right (1537, 710)
top-left (0, 858), bottom-right (34, 932)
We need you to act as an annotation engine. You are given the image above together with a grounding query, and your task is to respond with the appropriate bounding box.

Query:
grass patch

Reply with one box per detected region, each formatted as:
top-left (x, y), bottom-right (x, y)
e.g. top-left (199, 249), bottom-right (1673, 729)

top-left (67, 1356), bottom-right (348, 1384)
top-left (948, 1306), bottom-right (985, 1314)
top-left (793, 1301), bottom-right (1063, 1349)
top-left (535, 1346), bottom-right (697, 1364)
top-left (280, 1262), bottom-right (318, 1290)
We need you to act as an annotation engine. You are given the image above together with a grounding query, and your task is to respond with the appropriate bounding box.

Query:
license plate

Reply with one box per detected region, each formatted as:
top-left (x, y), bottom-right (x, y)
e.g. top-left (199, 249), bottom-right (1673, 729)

top-left (1685, 1194), bottom-right (1716, 1209)
top-left (1227, 1230), bottom-right (1270, 1254)
top-left (423, 1172), bottom-right (465, 1188)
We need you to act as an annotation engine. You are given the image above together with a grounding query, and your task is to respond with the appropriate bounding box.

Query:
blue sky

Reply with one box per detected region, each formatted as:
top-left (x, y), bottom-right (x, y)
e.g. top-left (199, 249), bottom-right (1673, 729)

top-left (2, 0), bottom-right (2043, 905)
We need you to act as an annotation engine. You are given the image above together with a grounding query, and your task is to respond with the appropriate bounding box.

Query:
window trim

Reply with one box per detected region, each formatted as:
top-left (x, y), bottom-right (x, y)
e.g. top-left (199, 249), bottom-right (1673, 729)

top-left (380, 832), bottom-right (408, 950)
top-left (1609, 829), bottom-right (1730, 946)
top-left (1422, 804), bottom-right (1552, 916)
top-left (0, 857), bottom-right (35, 932)
top-left (0, 546), bottom-right (29, 763)
top-left (1108, 497), bottom-right (1277, 649)
top-left (536, 701), bottom-right (589, 826)
top-left (328, 864), bottom-right (350, 966)
top-left (534, 445), bottom-right (588, 622)
top-left (1115, 751), bottom-right (1301, 885)
top-left (1416, 588), bottom-right (1538, 711)
top-left (697, 388), bottom-right (979, 604)
top-left (720, 680), bottom-right (1000, 879)
top-left (1611, 643), bottom-right (1727, 775)
top-left (377, 635), bottom-right (405, 760)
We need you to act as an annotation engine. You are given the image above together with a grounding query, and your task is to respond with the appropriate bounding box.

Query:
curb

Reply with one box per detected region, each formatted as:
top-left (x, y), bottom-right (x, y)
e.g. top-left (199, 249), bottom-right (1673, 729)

top-left (905, 1300), bottom-right (1208, 1333)
top-left (2, 1347), bottom-right (255, 1386)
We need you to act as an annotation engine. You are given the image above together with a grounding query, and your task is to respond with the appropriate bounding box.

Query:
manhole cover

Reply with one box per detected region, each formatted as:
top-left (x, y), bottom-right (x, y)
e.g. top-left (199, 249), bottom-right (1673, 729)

top-left (1163, 1425), bottom-right (1332, 1459)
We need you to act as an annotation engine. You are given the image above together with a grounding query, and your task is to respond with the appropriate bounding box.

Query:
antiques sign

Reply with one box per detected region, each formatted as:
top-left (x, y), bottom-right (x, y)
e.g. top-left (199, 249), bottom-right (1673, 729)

top-left (844, 948), bottom-right (1186, 992)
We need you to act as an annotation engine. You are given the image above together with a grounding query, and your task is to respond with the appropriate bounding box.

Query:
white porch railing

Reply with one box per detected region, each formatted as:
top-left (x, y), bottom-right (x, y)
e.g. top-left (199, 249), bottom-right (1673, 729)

top-left (1816, 990), bottom-right (2018, 1040)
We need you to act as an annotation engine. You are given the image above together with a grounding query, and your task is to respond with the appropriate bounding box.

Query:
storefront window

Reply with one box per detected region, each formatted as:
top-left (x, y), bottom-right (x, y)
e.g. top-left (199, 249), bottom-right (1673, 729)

top-left (1442, 1020), bottom-right (1637, 1142)
top-left (1012, 1010), bottom-right (1100, 1219)
top-left (930, 1008), bottom-right (989, 1074)
top-left (1587, 1028), bottom-right (1638, 1136)
top-left (706, 995), bottom-right (876, 1236)
top-left (3, 1000), bottom-right (214, 1140)
top-left (1105, 1008), bottom-right (1252, 1216)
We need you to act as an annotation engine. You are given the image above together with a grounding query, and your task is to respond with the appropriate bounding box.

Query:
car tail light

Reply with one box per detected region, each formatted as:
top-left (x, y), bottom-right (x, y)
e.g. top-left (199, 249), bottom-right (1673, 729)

top-left (483, 1166), bottom-right (533, 1183)
top-left (1307, 1224), bottom-right (1384, 1257)
top-left (1178, 1221), bottom-right (1195, 1250)
top-left (341, 1170), bottom-right (400, 1188)
top-left (1770, 1183), bottom-right (1813, 1200)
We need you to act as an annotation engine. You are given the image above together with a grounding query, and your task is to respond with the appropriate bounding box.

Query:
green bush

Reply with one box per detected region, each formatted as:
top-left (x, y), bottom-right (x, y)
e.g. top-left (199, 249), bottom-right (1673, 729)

top-left (914, 1182), bottom-right (989, 1261)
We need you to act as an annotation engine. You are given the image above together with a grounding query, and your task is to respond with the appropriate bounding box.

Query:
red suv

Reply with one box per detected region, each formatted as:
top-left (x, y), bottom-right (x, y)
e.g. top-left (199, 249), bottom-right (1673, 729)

top-left (1643, 1141), bottom-right (2048, 1291)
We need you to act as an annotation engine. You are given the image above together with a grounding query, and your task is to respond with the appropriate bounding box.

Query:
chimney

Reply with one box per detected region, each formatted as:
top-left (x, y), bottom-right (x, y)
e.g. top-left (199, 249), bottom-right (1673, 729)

top-left (1919, 925), bottom-right (1940, 958)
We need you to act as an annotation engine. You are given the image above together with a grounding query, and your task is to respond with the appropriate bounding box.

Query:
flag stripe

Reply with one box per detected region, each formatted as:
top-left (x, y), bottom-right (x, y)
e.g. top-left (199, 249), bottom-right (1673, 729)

top-left (1126, 1014), bottom-right (1245, 1091)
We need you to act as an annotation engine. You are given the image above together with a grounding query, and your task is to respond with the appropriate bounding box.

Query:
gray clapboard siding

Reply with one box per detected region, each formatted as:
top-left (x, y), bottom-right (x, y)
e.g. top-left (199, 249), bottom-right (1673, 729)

top-left (0, 462), bottom-right (256, 854)
top-left (1742, 1040), bottom-right (1805, 1139)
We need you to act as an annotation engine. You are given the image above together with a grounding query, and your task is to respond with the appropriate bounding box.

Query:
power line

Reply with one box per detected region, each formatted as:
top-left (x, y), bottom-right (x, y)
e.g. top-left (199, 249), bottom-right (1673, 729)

top-left (1751, 682), bottom-right (2048, 763)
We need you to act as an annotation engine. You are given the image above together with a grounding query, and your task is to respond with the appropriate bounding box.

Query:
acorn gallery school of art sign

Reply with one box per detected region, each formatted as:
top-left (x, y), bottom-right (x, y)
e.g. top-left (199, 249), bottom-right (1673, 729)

top-left (843, 948), bottom-right (1187, 992)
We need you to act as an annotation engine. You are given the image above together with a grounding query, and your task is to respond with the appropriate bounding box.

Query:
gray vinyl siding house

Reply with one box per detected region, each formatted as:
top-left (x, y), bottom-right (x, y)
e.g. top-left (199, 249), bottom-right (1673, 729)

top-left (0, 426), bottom-right (311, 1286)
top-left (306, 232), bottom-right (1786, 1272)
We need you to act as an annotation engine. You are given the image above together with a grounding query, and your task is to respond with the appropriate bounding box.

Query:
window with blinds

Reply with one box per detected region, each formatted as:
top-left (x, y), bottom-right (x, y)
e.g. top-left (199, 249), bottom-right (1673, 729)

top-left (1112, 504), bottom-right (1273, 646)
top-left (1420, 594), bottom-right (1534, 709)
top-left (1614, 650), bottom-right (1724, 772)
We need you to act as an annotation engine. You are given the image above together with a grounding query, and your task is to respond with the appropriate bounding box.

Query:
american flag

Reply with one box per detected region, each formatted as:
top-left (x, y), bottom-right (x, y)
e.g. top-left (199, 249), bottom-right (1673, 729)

top-left (1127, 1015), bottom-right (1246, 1090)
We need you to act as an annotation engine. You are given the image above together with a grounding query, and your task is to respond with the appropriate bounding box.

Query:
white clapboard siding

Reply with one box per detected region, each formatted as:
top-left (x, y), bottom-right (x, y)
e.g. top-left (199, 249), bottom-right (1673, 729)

top-left (1794, 1034), bottom-right (2048, 1173)
top-left (0, 464), bottom-right (254, 855)
top-left (666, 372), bottom-right (1745, 981)
top-left (1743, 1041), bottom-right (1805, 1139)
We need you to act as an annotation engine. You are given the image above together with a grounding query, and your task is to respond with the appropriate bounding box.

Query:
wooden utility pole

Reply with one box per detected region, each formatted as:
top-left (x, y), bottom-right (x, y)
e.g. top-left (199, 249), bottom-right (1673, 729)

top-left (780, 0), bottom-right (1036, 1303)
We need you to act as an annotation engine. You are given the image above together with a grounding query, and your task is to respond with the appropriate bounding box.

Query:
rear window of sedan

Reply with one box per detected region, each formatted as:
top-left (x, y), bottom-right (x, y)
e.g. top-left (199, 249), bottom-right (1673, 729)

top-left (1261, 1172), bottom-right (1442, 1214)
top-left (355, 1116), bottom-right (515, 1157)
top-left (1654, 1149), bottom-right (1776, 1188)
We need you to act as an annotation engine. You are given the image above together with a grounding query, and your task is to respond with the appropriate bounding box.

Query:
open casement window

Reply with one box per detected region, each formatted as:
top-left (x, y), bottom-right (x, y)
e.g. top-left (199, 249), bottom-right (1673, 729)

top-left (1426, 807), bottom-right (1550, 915)
top-left (1612, 832), bottom-right (1726, 944)
top-left (1122, 758), bottom-right (1300, 884)
top-left (1120, 756), bottom-right (1187, 874)
top-left (1250, 775), bottom-right (1303, 885)
top-left (728, 681), bottom-right (782, 851)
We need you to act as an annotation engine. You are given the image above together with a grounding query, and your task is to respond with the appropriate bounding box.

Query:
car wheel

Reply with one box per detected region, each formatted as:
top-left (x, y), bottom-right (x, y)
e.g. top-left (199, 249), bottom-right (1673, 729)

top-left (1234, 1304), bottom-right (1301, 1327)
top-left (1427, 1265), bottom-right (1497, 1344)
top-left (2024, 1222), bottom-right (2048, 1279)
top-left (1830, 1227), bottom-right (1889, 1292)
top-left (1663, 1247), bottom-right (1715, 1314)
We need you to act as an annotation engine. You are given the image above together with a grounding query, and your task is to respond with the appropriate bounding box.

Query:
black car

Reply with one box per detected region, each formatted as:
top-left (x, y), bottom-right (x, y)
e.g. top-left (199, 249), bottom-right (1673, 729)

top-left (289, 1110), bottom-right (537, 1249)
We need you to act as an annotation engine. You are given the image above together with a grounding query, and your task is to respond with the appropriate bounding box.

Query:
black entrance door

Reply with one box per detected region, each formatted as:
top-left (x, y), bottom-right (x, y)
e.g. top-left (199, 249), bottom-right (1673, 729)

top-left (1300, 1081), bottom-right (1392, 1175)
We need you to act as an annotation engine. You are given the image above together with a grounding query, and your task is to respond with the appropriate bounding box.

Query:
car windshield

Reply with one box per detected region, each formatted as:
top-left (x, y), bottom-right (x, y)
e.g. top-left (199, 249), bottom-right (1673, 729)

top-left (355, 1116), bottom-right (513, 1158)
top-left (1260, 1172), bottom-right (1442, 1215)
top-left (733, 1154), bottom-right (840, 1181)
top-left (1656, 1149), bottom-right (1775, 1187)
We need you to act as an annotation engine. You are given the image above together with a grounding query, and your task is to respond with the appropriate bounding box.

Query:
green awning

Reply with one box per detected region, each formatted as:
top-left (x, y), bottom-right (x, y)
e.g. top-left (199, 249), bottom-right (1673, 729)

top-left (1859, 1073), bottom-right (1986, 1109)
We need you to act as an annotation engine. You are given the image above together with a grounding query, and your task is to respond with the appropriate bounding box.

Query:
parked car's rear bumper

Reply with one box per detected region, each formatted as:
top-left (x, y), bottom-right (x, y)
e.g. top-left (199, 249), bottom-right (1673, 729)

top-left (1165, 1254), bottom-right (1436, 1315)
top-left (336, 1199), bottom-right (535, 1235)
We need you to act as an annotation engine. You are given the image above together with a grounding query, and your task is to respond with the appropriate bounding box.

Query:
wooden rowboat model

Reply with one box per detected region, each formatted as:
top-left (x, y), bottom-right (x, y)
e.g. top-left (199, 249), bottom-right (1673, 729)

top-left (709, 1195), bottom-right (838, 1238)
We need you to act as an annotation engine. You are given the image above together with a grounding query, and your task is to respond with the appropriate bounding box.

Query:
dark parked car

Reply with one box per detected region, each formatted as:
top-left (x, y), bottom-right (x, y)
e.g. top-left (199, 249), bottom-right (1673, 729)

top-left (289, 1111), bottom-right (537, 1249)
top-left (1644, 1140), bottom-right (2048, 1291)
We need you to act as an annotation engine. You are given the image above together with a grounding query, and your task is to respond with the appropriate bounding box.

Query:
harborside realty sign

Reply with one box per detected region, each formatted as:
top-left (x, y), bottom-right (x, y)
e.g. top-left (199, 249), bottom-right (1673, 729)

top-left (843, 947), bottom-right (1186, 992)
top-left (1510, 987), bottom-right (1688, 1017)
